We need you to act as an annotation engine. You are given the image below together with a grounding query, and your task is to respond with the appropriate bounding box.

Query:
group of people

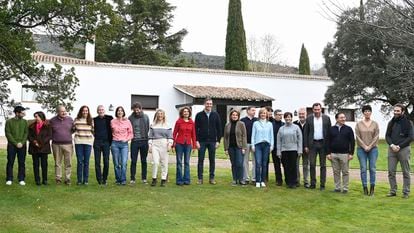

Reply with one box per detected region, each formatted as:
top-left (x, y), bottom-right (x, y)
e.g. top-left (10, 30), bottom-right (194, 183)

top-left (4, 99), bottom-right (413, 198)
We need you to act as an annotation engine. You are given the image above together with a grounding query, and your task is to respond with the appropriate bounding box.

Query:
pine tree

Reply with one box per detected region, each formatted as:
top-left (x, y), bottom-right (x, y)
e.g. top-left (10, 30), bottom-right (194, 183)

top-left (225, 0), bottom-right (248, 71)
top-left (298, 43), bottom-right (311, 75)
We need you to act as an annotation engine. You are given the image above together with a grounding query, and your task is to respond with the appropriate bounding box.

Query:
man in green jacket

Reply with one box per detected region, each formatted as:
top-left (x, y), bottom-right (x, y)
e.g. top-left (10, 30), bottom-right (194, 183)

top-left (5, 106), bottom-right (28, 186)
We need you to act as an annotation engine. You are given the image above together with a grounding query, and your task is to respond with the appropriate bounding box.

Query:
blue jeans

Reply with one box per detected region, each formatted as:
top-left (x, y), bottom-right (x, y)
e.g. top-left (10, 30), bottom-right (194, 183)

top-left (357, 147), bottom-right (378, 186)
top-left (93, 140), bottom-right (111, 184)
top-left (75, 144), bottom-right (92, 184)
top-left (176, 143), bottom-right (192, 184)
top-left (198, 142), bottom-right (216, 180)
top-left (254, 142), bottom-right (270, 183)
top-left (228, 147), bottom-right (244, 182)
top-left (130, 140), bottom-right (148, 181)
top-left (111, 141), bottom-right (129, 183)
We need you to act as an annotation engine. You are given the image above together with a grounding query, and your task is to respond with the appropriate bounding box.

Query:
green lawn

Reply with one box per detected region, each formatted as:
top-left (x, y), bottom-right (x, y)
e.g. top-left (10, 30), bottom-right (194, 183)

top-left (0, 149), bottom-right (413, 233)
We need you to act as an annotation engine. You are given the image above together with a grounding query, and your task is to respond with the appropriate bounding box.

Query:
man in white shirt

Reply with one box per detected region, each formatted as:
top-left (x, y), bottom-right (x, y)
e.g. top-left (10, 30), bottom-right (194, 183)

top-left (303, 103), bottom-right (332, 190)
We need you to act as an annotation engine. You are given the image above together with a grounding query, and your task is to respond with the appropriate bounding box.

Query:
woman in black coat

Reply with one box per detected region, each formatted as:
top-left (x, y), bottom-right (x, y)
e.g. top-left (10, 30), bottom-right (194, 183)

top-left (28, 111), bottom-right (52, 185)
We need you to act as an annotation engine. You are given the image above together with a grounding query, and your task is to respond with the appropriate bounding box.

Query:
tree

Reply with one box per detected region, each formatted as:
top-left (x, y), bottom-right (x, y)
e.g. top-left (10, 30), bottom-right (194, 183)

top-left (95, 0), bottom-right (188, 66)
top-left (0, 0), bottom-right (114, 113)
top-left (323, 0), bottom-right (414, 120)
top-left (247, 34), bottom-right (283, 72)
top-left (225, 0), bottom-right (248, 71)
top-left (298, 44), bottom-right (311, 75)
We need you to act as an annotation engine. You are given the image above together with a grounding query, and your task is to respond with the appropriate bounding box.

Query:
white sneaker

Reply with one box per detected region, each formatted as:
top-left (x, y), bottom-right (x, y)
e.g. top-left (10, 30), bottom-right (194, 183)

top-left (261, 182), bottom-right (266, 187)
top-left (6, 180), bottom-right (12, 185)
top-left (256, 182), bottom-right (260, 188)
top-left (19, 181), bottom-right (26, 186)
top-left (129, 180), bottom-right (136, 184)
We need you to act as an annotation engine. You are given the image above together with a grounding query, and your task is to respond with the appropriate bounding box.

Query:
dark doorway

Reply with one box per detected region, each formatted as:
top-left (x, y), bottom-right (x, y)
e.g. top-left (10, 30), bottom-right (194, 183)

top-left (216, 104), bottom-right (227, 135)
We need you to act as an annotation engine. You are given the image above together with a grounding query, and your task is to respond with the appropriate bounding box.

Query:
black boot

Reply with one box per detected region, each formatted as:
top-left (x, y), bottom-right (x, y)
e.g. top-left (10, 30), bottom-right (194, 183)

top-left (151, 178), bottom-right (157, 186)
top-left (363, 186), bottom-right (368, 195)
top-left (369, 185), bottom-right (375, 196)
top-left (160, 179), bottom-right (166, 187)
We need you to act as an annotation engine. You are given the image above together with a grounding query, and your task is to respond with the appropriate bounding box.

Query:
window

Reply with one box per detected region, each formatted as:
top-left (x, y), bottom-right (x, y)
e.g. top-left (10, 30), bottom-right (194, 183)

top-left (131, 95), bottom-right (159, 110)
top-left (21, 85), bottom-right (37, 102)
top-left (338, 109), bottom-right (356, 122)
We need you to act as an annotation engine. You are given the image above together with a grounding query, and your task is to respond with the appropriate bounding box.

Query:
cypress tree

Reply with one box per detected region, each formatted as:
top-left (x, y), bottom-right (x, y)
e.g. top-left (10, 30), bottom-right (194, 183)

top-left (225, 0), bottom-right (248, 71)
top-left (298, 43), bottom-right (311, 75)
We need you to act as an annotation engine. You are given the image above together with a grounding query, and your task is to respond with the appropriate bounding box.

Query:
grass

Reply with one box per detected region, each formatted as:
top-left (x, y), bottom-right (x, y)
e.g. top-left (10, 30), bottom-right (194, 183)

top-left (0, 149), bottom-right (413, 233)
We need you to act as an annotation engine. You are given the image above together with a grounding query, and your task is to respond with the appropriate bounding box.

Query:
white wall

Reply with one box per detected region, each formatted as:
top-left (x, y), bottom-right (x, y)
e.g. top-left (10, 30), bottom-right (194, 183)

top-left (1, 62), bottom-right (392, 138)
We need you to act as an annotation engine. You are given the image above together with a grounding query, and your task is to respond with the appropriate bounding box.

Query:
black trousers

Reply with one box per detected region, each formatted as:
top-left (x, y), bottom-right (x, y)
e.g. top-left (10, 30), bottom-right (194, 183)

top-left (32, 153), bottom-right (48, 182)
top-left (281, 151), bottom-right (298, 187)
top-left (93, 140), bottom-right (111, 183)
top-left (272, 150), bottom-right (283, 184)
top-left (6, 144), bottom-right (26, 181)
top-left (309, 141), bottom-right (327, 187)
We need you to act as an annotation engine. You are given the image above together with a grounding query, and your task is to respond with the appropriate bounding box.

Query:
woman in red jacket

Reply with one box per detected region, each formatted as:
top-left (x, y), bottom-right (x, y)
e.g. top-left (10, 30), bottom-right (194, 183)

top-left (173, 106), bottom-right (197, 185)
top-left (28, 111), bottom-right (52, 185)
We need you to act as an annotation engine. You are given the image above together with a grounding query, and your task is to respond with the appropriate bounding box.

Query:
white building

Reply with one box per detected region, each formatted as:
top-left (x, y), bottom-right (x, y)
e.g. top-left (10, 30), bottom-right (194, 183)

top-left (0, 52), bottom-right (391, 138)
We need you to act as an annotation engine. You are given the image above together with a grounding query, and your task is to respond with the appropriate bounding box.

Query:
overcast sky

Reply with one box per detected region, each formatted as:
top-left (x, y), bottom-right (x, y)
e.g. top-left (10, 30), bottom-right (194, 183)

top-left (167, 0), bottom-right (358, 69)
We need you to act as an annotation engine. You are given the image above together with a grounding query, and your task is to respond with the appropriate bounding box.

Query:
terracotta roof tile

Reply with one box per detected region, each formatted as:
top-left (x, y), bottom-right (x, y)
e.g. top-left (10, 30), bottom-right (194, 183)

top-left (174, 85), bottom-right (274, 101)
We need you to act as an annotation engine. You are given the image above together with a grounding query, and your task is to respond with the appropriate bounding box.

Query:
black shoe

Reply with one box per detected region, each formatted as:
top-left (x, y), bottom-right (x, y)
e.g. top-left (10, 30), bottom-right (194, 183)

top-left (276, 182), bottom-right (283, 186)
top-left (304, 183), bottom-right (310, 189)
top-left (42, 180), bottom-right (48, 185)
top-left (151, 178), bottom-right (157, 186)
top-left (36, 181), bottom-right (41, 186)
top-left (369, 185), bottom-right (375, 196)
top-left (333, 189), bottom-right (341, 193)
top-left (386, 192), bottom-right (396, 197)
top-left (363, 186), bottom-right (369, 196)
top-left (160, 179), bottom-right (166, 187)
top-left (402, 193), bottom-right (409, 199)
top-left (309, 184), bottom-right (316, 189)
top-left (320, 186), bottom-right (325, 191)
top-left (342, 190), bottom-right (348, 194)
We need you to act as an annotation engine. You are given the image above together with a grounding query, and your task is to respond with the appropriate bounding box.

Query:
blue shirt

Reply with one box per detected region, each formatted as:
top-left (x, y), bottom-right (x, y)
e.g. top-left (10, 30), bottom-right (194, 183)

top-left (251, 120), bottom-right (274, 149)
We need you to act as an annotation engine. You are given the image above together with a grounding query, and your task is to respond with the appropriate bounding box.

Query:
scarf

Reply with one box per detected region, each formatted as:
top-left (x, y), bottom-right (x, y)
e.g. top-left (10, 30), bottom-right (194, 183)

top-left (35, 121), bottom-right (44, 135)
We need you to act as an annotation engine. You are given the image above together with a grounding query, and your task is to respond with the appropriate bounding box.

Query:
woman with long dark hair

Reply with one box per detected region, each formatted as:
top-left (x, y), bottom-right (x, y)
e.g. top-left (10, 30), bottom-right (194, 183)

top-left (224, 109), bottom-right (247, 186)
top-left (73, 105), bottom-right (94, 185)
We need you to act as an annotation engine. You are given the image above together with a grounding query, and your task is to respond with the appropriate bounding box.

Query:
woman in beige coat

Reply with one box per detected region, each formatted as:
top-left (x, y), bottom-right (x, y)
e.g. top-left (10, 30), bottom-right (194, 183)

top-left (224, 110), bottom-right (248, 186)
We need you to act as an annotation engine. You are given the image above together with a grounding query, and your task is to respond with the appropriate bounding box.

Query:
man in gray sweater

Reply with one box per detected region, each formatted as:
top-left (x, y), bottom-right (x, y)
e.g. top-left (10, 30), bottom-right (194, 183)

top-left (129, 102), bottom-right (150, 184)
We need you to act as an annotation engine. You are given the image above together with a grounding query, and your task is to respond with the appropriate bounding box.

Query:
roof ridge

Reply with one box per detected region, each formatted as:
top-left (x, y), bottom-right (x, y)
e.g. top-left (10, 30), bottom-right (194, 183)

top-left (32, 52), bottom-right (330, 81)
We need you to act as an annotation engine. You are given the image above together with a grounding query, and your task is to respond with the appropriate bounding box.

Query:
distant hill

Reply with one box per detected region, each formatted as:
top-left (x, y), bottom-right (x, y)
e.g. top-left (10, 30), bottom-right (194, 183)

top-left (33, 34), bottom-right (327, 76)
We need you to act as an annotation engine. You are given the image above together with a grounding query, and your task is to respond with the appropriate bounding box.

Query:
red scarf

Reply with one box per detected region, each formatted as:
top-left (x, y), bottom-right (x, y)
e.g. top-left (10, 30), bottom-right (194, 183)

top-left (35, 121), bottom-right (44, 135)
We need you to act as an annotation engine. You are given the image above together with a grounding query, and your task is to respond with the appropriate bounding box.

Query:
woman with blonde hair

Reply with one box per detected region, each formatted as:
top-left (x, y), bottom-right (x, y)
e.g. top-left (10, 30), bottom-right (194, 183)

top-left (251, 107), bottom-right (274, 188)
top-left (148, 109), bottom-right (173, 187)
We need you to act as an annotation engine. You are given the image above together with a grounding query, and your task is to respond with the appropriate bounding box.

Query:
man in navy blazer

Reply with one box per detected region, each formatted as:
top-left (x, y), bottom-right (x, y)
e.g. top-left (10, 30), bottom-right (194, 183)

top-left (303, 103), bottom-right (332, 190)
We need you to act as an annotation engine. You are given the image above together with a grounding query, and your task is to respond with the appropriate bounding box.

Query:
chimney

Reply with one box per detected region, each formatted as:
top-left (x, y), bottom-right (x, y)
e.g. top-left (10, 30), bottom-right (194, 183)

top-left (85, 36), bottom-right (95, 62)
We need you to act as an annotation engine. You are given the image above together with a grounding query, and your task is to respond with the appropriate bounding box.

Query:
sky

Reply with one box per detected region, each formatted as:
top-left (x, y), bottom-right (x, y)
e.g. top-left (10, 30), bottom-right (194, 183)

top-left (167, 0), bottom-right (358, 69)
